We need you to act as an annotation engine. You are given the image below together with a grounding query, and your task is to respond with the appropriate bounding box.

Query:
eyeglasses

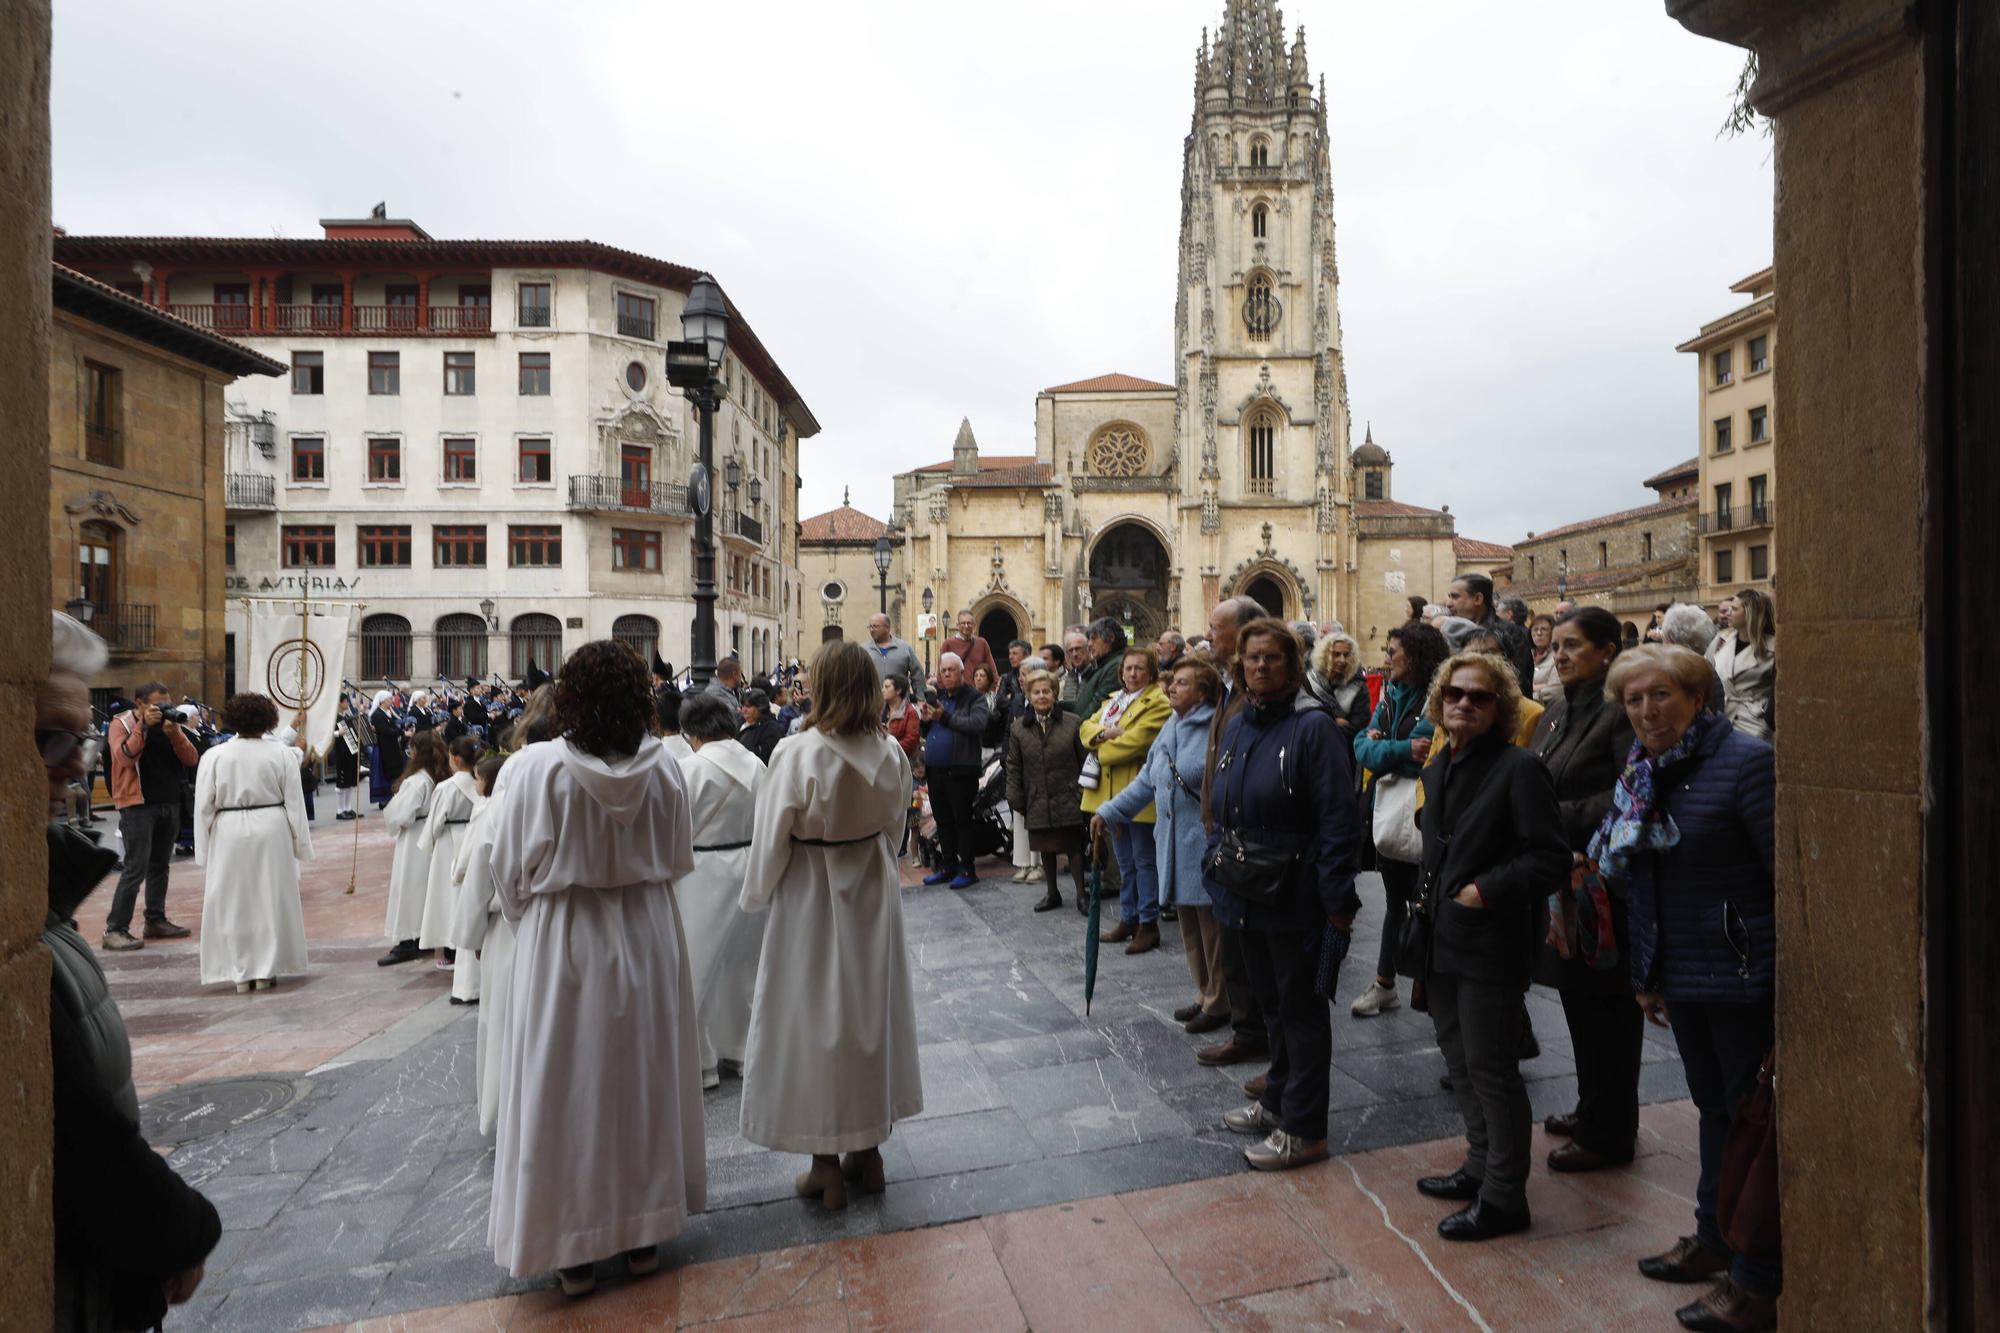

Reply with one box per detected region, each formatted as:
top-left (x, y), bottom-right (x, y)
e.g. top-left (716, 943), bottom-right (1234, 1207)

top-left (1440, 686), bottom-right (1498, 709)
top-left (39, 728), bottom-right (100, 769)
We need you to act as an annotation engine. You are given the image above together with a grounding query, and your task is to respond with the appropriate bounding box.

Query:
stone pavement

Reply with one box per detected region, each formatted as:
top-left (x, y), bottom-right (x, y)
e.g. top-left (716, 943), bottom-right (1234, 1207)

top-left (316, 1100), bottom-right (1710, 1332)
top-left (104, 827), bottom-right (1692, 1331)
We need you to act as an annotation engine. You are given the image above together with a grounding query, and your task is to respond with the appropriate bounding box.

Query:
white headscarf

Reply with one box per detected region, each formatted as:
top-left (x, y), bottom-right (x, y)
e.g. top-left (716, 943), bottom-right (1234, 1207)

top-left (372, 689), bottom-right (394, 710)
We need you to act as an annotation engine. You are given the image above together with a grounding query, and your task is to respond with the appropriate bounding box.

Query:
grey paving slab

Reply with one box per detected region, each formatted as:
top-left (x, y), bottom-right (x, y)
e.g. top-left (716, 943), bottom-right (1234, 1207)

top-left (148, 870), bottom-right (1690, 1328)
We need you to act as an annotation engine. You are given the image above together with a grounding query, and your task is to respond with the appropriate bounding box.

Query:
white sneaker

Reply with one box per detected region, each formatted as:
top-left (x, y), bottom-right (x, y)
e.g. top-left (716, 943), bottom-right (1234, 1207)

top-left (1245, 1129), bottom-right (1329, 1172)
top-left (701, 1066), bottom-right (721, 1091)
top-left (1023, 864), bottom-right (1044, 882)
top-left (1010, 867), bottom-right (1030, 882)
top-left (1223, 1102), bottom-right (1280, 1135)
top-left (1350, 981), bottom-right (1400, 1017)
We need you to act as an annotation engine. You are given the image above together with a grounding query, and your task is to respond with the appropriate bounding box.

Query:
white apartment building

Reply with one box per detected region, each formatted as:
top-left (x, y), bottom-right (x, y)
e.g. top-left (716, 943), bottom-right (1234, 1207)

top-left (55, 213), bottom-right (819, 688)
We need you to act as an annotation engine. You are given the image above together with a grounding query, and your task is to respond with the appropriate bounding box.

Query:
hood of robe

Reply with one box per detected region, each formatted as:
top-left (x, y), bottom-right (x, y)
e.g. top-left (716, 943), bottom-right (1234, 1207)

top-left (693, 737), bottom-right (763, 795)
top-left (445, 770), bottom-right (480, 801)
top-left (558, 735), bottom-right (669, 827)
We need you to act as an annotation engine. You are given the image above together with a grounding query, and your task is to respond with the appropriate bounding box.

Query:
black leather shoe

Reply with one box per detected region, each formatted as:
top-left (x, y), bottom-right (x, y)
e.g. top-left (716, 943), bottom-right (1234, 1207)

top-left (1032, 890), bottom-right (1063, 913)
top-left (1547, 1141), bottom-right (1634, 1173)
top-left (1545, 1111), bottom-right (1579, 1137)
top-left (1173, 1002), bottom-right (1203, 1022)
top-left (376, 939), bottom-right (422, 967)
top-left (1183, 1010), bottom-right (1229, 1035)
top-left (1640, 1235), bottom-right (1733, 1284)
top-left (1416, 1169), bottom-right (1483, 1201)
top-left (1437, 1198), bottom-right (1531, 1242)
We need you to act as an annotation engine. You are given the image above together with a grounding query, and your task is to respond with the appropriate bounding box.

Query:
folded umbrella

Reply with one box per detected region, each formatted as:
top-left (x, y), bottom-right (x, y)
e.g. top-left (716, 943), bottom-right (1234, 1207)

top-left (1083, 829), bottom-right (1105, 1015)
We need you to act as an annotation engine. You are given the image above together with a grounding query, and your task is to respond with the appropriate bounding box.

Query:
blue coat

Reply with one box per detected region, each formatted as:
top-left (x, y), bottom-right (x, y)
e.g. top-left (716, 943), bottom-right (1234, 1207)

top-left (1099, 702), bottom-right (1215, 908)
top-left (1202, 692), bottom-right (1363, 932)
top-left (1619, 723), bottom-right (1776, 1003)
top-left (1352, 681), bottom-right (1434, 778)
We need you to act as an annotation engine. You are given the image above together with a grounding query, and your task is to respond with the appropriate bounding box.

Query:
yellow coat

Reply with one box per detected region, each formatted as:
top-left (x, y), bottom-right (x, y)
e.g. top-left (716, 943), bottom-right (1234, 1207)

top-left (1077, 683), bottom-right (1170, 822)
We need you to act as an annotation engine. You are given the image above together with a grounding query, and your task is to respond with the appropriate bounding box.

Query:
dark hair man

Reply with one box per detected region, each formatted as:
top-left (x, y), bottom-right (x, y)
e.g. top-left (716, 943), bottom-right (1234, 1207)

top-left (101, 679), bottom-right (198, 951)
top-left (1447, 574), bottom-right (1534, 695)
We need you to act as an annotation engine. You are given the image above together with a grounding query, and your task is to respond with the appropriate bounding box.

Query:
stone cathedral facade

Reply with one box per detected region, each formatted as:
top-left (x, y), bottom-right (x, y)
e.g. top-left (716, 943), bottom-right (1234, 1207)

top-left (847, 2), bottom-right (1469, 656)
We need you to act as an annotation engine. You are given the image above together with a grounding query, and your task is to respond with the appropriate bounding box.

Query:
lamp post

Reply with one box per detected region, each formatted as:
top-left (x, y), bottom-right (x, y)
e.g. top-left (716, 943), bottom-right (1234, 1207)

top-left (1556, 554), bottom-right (1570, 606)
top-left (872, 535), bottom-right (893, 614)
top-left (478, 597), bottom-right (496, 632)
top-left (666, 275), bottom-right (731, 692)
top-left (920, 585), bottom-right (934, 675)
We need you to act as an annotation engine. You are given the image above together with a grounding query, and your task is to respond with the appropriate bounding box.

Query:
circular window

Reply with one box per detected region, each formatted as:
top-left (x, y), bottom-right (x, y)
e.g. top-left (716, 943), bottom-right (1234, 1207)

top-left (1087, 424), bottom-right (1148, 477)
top-left (821, 580), bottom-right (845, 603)
top-left (625, 361), bottom-right (647, 392)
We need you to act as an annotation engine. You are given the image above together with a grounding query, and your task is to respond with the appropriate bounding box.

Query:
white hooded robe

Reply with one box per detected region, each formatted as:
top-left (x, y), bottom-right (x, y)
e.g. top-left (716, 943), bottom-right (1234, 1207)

top-left (450, 784), bottom-right (510, 1134)
top-left (738, 728), bottom-right (923, 1153)
top-left (486, 736), bottom-right (704, 1275)
top-left (676, 738), bottom-right (766, 1073)
top-left (380, 771), bottom-right (434, 941)
top-left (419, 771), bottom-right (481, 1000)
top-left (194, 737), bottom-right (312, 985)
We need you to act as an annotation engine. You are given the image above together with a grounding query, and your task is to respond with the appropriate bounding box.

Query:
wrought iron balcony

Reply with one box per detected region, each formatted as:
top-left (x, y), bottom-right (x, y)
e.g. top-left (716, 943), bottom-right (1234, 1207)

top-left (567, 474), bottom-right (690, 517)
top-left (518, 305), bottom-right (552, 328)
top-left (1699, 503), bottom-right (1773, 535)
top-left (225, 473), bottom-right (276, 510)
top-left (721, 511), bottom-right (764, 546)
top-left (92, 603), bottom-right (155, 652)
top-left (616, 312), bottom-right (656, 341)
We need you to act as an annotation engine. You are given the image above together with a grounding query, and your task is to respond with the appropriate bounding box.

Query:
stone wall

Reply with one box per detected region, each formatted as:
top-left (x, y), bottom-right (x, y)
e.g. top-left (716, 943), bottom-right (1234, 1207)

top-left (1, 0), bottom-right (54, 1324)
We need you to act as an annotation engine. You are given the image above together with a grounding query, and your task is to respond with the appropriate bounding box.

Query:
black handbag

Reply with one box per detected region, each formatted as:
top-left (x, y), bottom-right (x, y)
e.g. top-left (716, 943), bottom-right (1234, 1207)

top-left (1203, 713), bottom-right (1304, 906)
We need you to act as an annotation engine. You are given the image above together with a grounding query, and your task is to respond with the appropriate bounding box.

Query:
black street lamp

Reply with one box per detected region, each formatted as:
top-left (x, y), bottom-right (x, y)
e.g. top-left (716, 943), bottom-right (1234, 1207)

top-left (920, 585), bottom-right (934, 675)
top-left (872, 534), bottom-right (893, 613)
top-left (1556, 555), bottom-right (1570, 605)
top-left (666, 274), bottom-right (730, 692)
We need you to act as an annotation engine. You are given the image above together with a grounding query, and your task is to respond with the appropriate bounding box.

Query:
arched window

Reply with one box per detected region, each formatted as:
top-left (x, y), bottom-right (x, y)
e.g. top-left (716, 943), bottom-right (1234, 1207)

top-left (1252, 203), bottom-right (1268, 239)
top-left (509, 613), bottom-right (562, 680)
top-left (360, 613), bottom-right (412, 681)
top-left (613, 614), bottom-right (659, 664)
top-left (435, 613), bottom-right (488, 680)
top-left (1246, 414), bottom-right (1277, 495)
top-left (1249, 138), bottom-right (1270, 167)
top-left (1244, 271), bottom-right (1279, 340)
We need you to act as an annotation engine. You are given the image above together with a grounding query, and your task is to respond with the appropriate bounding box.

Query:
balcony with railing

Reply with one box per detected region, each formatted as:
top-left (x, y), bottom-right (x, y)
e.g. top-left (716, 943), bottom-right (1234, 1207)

top-left (616, 312), bottom-right (656, 341)
top-left (92, 603), bottom-right (155, 653)
top-left (225, 473), bottom-right (276, 511)
top-left (169, 300), bottom-right (494, 337)
top-left (168, 303), bottom-right (255, 332)
top-left (1699, 502), bottom-right (1773, 535)
top-left (720, 511), bottom-right (765, 547)
top-left (567, 474), bottom-right (691, 517)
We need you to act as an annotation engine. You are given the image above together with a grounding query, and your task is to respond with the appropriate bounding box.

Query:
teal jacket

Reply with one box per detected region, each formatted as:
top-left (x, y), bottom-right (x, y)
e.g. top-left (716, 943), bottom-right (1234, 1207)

top-left (1351, 681), bottom-right (1435, 779)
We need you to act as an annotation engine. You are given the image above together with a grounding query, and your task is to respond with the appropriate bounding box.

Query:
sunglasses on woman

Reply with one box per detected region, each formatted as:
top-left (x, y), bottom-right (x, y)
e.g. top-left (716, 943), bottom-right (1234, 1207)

top-left (1440, 686), bottom-right (1498, 709)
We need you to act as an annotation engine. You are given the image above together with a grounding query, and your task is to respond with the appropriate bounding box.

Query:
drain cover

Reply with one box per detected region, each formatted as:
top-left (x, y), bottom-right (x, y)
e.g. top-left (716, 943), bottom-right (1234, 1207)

top-left (139, 1077), bottom-right (300, 1146)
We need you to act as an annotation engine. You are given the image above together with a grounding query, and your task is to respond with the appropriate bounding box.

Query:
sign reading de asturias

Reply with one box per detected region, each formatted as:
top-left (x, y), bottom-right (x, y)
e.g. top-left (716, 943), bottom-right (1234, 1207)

top-left (227, 573), bottom-right (363, 594)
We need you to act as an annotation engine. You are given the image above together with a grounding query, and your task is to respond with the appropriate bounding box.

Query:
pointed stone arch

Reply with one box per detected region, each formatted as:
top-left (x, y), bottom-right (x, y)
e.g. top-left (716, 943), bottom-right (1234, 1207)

top-left (1223, 553), bottom-right (1316, 619)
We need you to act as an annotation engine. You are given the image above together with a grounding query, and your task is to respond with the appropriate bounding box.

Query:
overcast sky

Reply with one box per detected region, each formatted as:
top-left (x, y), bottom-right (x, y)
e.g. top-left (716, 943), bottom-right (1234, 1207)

top-left (51, 0), bottom-right (1770, 547)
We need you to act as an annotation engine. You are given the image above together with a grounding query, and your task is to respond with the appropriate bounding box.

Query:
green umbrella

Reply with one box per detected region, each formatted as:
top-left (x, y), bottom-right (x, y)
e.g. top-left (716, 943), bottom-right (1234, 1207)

top-left (1083, 829), bottom-right (1105, 1015)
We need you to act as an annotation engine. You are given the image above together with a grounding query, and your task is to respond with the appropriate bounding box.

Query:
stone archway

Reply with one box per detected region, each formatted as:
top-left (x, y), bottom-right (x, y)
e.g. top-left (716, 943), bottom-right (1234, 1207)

top-left (976, 605), bottom-right (1018, 655)
top-left (1244, 574), bottom-right (1287, 619)
top-left (1088, 521), bottom-right (1171, 644)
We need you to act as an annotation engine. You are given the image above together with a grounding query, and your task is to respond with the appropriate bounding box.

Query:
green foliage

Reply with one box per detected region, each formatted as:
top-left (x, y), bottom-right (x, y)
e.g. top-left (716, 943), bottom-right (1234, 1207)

top-left (1720, 50), bottom-right (1771, 140)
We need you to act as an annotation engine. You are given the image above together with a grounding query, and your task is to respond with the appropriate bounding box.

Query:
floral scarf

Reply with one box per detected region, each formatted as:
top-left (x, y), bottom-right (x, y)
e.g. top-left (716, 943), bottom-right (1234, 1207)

top-left (1589, 710), bottom-right (1727, 880)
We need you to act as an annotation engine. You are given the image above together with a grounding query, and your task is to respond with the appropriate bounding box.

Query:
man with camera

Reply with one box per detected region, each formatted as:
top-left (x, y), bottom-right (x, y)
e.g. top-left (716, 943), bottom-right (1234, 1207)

top-left (103, 680), bottom-right (198, 951)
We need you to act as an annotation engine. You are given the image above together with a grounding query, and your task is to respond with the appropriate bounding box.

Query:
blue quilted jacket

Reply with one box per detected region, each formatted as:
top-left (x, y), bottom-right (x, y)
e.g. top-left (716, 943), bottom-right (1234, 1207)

top-left (1617, 722), bottom-right (1777, 1003)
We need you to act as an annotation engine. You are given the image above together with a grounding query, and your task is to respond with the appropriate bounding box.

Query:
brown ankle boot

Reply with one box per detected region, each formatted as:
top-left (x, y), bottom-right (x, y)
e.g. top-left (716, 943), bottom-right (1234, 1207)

top-left (1100, 920), bottom-right (1136, 944)
top-left (1125, 921), bottom-right (1161, 955)
top-left (795, 1154), bottom-right (848, 1210)
top-left (839, 1147), bottom-right (886, 1196)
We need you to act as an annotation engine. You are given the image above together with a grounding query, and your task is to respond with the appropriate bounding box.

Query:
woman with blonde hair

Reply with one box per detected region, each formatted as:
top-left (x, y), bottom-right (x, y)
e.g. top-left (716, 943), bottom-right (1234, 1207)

top-left (1304, 631), bottom-right (1373, 737)
top-left (1705, 589), bottom-right (1775, 741)
top-left (1080, 647), bottom-right (1172, 954)
top-left (740, 640), bottom-right (922, 1210)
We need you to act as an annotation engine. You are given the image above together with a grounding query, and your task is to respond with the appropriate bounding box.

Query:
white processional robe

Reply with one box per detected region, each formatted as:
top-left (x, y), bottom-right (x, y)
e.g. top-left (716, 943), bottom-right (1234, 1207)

top-left (420, 773), bottom-right (481, 1001)
top-left (486, 736), bottom-right (704, 1275)
top-left (662, 733), bottom-right (693, 766)
top-left (381, 772), bottom-right (435, 942)
top-left (738, 728), bottom-right (922, 1154)
top-left (676, 739), bottom-right (766, 1073)
top-left (450, 791), bottom-right (512, 1134)
top-left (193, 737), bottom-right (313, 986)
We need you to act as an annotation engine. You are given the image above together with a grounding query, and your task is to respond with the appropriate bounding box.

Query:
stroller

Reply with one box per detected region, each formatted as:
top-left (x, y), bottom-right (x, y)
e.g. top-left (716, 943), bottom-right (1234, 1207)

top-left (913, 750), bottom-right (1013, 872)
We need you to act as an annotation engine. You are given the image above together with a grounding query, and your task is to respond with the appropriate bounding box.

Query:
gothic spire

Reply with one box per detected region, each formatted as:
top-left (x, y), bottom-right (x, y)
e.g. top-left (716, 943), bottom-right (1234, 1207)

top-left (1208, 0), bottom-right (1289, 105)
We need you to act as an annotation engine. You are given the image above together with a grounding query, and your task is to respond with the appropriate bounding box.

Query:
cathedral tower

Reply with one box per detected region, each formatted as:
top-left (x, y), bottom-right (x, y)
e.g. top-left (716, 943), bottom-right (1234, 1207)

top-left (1175, 1), bottom-right (1352, 620)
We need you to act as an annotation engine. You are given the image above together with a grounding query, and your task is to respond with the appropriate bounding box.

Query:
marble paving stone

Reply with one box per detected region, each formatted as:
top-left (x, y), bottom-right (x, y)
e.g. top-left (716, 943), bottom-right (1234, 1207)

top-left (895, 1107), bottom-right (1041, 1177)
top-left (295, 1104), bottom-right (463, 1205)
top-left (971, 1027), bottom-right (1112, 1076)
top-left (997, 1057), bottom-right (1190, 1156)
top-left (834, 1219), bottom-right (1026, 1333)
top-left (1204, 1273), bottom-right (1410, 1331)
top-left (506, 1271), bottom-right (681, 1330)
top-left (367, 1248), bottom-right (536, 1321)
top-left (907, 1039), bottom-right (1006, 1121)
top-left (200, 1169), bottom-right (310, 1230)
top-left (939, 962), bottom-right (1085, 1044)
top-left (380, 1150), bottom-right (497, 1260)
top-left (213, 1262), bottom-right (395, 1333)
top-left (211, 1120), bottom-right (347, 1180)
top-left (1122, 1171), bottom-right (1340, 1305)
top-left (704, 1148), bottom-right (821, 1211)
top-left (673, 1239), bottom-right (844, 1324)
top-left (228, 1196), bottom-right (421, 1288)
top-left (984, 1198), bottom-right (1210, 1333)
top-left (345, 1293), bottom-right (521, 1331)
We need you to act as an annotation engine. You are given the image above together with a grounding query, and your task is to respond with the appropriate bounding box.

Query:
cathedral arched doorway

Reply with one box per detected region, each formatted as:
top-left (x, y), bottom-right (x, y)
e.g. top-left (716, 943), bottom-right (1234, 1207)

top-left (1245, 574), bottom-right (1287, 619)
top-left (977, 605), bottom-right (1019, 655)
top-left (1088, 521), bottom-right (1171, 644)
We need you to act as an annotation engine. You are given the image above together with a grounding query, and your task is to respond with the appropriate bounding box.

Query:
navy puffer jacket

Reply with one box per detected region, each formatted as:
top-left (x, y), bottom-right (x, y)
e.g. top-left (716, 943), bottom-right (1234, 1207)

top-left (1619, 722), bottom-right (1776, 1003)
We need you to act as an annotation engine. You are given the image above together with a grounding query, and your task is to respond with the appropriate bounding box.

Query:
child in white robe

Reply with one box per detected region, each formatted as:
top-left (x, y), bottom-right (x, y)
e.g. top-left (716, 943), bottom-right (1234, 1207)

top-left (419, 736), bottom-right (483, 1001)
top-left (451, 750), bottom-right (511, 1133)
top-left (377, 733), bottom-right (446, 966)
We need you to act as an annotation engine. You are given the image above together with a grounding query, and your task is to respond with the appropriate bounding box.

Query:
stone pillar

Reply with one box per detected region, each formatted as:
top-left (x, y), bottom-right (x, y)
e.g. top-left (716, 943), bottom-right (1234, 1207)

top-left (0, 1), bottom-right (54, 1326)
top-left (1664, 0), bottom-right (1987, 1324)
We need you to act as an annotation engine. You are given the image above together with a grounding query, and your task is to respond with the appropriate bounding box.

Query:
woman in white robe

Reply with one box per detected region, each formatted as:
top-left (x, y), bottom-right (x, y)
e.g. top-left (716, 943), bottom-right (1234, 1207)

top-left (672, 693), bottom-right (768, 1088)
top-left (739, 640), bottom-right (922, 1211)
top-left (451, 750), bottom-right (513, 1134)
top-left (378, 734), bottom-right (446, 964)
top-left (194, 693), bottom-right (313, 992)
top-left (419, 737), bottom-right (483, 1000)
top-left (486, 641), bottom-right (703, 1295)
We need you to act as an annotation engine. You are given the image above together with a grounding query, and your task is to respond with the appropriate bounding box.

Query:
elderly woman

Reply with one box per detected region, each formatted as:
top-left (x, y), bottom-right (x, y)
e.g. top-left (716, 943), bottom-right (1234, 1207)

top-left (881, 675), bottom-right (921, 760)
top-left (1659, 603), bottom-right (1727, 715)
top-left (1529, 614), bottom-right (1561, 706)
top-left (1528, 607), bottom-right (1641, 1173)
top-left (1304, 631), bottom-right (1372, 737)
top-left (1005, 668), bottom-right (1087, 912)
top-left (1080, 647), bottom-right (1172, 954)
top-left (193, 693), bottom-right (314, 993)
top-left (1063, 616), bottom-right (1128, 721)
top-left (1705, 590), bottom-right (1775, 740)
top-left (1350, 621), bottom-right (1449, 1017)
top-left (1207, 619), bottom-right (1362, 1171)
top-left (1597, 645), bottom-right (1779, 1329)
top-left (740, 641), bottom-right (922, 1211)
top-left (486, 641), bottom-right (704, 1295)
top-left (1093, 657), bottom-right (1226, 1031)
top-left (1411, 652), bottom-right (1568, 1242)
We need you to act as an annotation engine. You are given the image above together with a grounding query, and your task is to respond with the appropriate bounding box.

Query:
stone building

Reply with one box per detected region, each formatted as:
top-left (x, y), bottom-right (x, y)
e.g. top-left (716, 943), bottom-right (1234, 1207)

top-left (798, 491), bottom-right (901, 650)
top-left (880, 5), bottom-right (1483, 653)
top-left (47, 264), bottom-right (285, 705)
top-left (53, 215), bottom-right (818, 686)
top-left (1678, 267), bottom-right (1776, 604)
top-left (1499, 458), bottom-right (1698, 621)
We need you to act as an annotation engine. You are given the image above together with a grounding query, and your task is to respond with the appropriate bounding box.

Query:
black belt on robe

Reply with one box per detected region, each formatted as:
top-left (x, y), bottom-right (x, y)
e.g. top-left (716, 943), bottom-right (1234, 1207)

top-left (694, 840), bottom-right (751, 853)
top-left (441, 817), bottom-right (471, 825)
top-left (222, 803), bottom-right (284, 811)
top-left (791, 832), bottom-right (880, 847)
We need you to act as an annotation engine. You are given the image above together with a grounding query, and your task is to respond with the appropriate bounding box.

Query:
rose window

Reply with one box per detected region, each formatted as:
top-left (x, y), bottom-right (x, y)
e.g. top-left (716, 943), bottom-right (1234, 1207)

top-left (1088, 426), bottom-right (1148, 477)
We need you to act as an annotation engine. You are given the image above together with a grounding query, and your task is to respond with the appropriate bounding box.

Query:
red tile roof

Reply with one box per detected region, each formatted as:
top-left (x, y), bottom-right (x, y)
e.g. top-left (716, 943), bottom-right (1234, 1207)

top-left (946, 464), bottom-right (1054, 489)
top-left (1644, 457), bottom-right (1700, 489)
top-left (911, 454), bottom-right (1038, 474)
top-left (1041, 372), bottom-right (1174, 395)
top-left (1502, 556), bottom-right (1695, 599)
top-left (1520, 496), bottom-right (1693, 546)
top-left (51, 264), bottom-right (286, 378)
top-left (1453, 536), bottom-right (1512, 560)
top-left (1355, 499), bottom-right (1445, 519)
top-left (798, 505), bottom-right (887, 543)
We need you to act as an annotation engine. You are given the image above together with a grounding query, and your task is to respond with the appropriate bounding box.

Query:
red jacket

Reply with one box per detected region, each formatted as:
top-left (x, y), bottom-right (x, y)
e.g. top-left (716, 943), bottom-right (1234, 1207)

top-left (109, 709), bottom-right (199, 809)
top-left (884, 705), bottom-right (921, 760)
top-left (941, 634), bottom-right (996, 683)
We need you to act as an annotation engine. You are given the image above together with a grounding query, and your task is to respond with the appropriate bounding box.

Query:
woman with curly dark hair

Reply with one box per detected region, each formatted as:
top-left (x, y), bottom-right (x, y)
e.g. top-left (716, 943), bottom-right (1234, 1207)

top-left (486, 641), bottom-right (703, 1296)
top-left (193, 693), bottom-right (313, 993)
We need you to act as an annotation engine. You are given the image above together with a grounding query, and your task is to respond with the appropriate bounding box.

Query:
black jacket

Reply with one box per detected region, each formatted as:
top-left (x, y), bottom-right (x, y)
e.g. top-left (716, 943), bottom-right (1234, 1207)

top-left (48, 823), bottom-right (221, 1332)
top-left (1482, 614), bottom-right (1537, 697)
top-left (1202, 690), bottom-right (1363, 932)
top-left (1529, 677), bottom-right (1636, 994)
top-left (370, 707), bottom-right (406, 773)
top-left (922, 682), bottom-right (991, 772)
top-left (1416, 732), bottom-right (1570, 986)
top-left (739, 717), bottom-right (785, 764)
